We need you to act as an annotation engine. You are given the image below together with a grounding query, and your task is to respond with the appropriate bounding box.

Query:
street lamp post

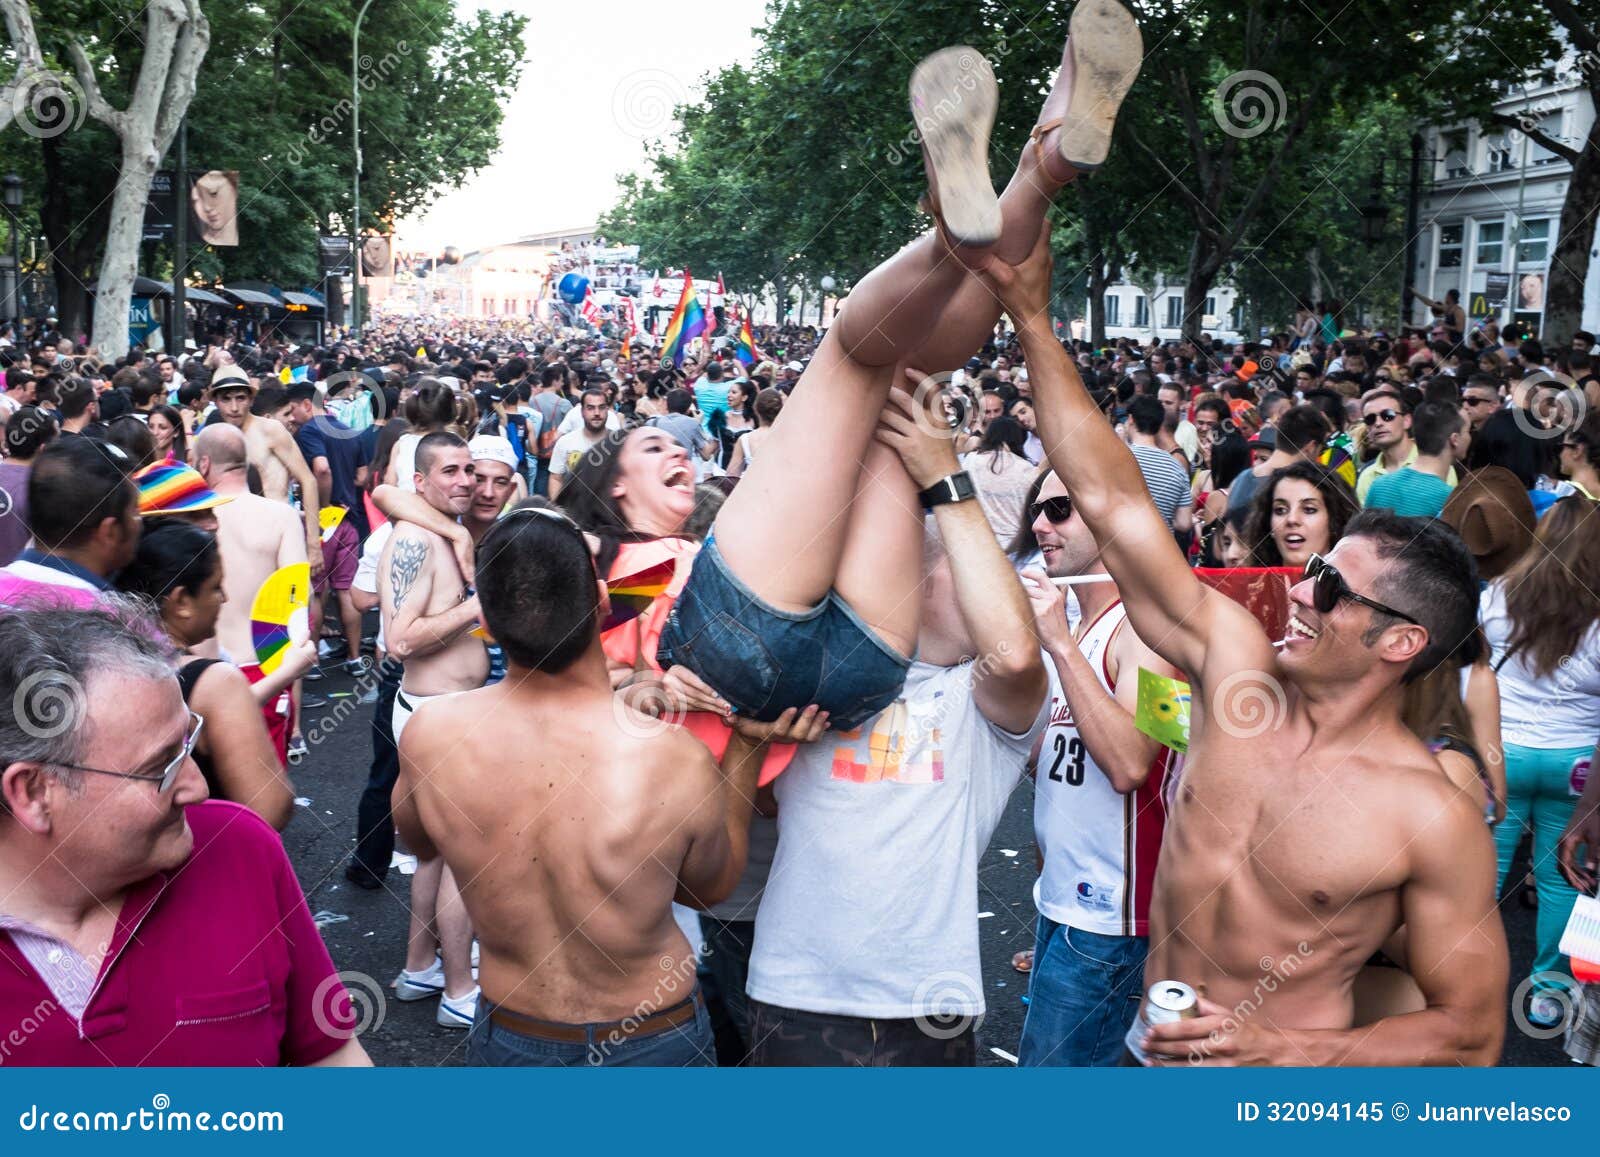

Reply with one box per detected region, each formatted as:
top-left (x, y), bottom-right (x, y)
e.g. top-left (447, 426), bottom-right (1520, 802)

top-left (2, 175), bottom-right (22, 325)
top-left (351, 0), bottom-right (377, 338)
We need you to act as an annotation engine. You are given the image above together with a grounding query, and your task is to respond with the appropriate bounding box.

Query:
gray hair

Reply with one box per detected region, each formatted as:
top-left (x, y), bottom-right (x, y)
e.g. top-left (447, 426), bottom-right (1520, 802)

top-left (0, 599), bottom-right (177, 785)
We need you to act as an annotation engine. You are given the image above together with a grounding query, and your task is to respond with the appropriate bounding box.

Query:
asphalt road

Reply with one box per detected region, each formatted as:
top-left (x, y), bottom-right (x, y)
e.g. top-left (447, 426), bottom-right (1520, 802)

top-left (282, 657), bottom-right (1572, 1068)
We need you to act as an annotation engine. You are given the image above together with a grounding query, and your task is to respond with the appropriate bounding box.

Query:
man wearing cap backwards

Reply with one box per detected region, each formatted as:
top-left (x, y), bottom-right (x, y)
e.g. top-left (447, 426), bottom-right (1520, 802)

top-left (987, 226), bottom-right (1507, 1066)
top-left (208, 366), bottom-right (323, 577)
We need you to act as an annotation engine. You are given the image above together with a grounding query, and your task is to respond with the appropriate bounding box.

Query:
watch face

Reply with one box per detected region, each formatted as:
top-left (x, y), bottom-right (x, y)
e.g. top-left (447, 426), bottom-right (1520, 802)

top-left (953, 471), bottom-right (976, 501)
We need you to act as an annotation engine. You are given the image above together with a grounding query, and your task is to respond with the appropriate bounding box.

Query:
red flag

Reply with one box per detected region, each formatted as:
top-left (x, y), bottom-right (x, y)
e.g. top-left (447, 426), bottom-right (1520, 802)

top-left (580, 289), bottom-right (603, 326)
top-left (715, 271), bottom-right (726, 295)
top-left (651, 276), bottom-right (663, 300)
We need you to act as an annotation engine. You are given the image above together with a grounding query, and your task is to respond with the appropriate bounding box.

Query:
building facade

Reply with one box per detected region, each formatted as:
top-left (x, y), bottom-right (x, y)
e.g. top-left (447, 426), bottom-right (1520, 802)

top-left (1411, 58), bottom-right (1600, 336)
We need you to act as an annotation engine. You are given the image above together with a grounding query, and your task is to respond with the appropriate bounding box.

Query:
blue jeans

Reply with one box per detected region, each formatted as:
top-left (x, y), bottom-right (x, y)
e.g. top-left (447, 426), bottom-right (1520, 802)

top-left (466, 991), bottom-right (715, 1067)
top-left (1018, 916), bottom-right (1147, 1067)
top-left (1494, 742), bottom-right (1590, 991)
top-left (656, 534), bottom-right (910, 732)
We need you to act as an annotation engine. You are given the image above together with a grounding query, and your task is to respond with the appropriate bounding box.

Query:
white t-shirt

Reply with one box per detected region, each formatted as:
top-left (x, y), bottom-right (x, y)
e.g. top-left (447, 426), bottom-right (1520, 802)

top-left (392, 433), bottom-right (421, 493)
top-left (747, 661), bottom-right (1047, 1020)
top-left (547, 429), bottom-right (604, 479)
top-left (556, 405), bottom-right (622, 437)
top-left (1481, 582), bottom-right (1600, 749)
top-left (354, 523), bottom-right (392, 651)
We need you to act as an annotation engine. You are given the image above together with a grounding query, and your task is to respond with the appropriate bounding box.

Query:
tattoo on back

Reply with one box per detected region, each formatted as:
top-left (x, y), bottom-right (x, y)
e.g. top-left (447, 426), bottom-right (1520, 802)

top-left (389, 538), bottom-right (428, 611)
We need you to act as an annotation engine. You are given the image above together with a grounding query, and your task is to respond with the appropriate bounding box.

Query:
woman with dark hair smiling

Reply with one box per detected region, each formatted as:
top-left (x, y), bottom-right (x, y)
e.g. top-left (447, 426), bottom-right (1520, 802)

top-left (1244, 460), bottom-right (1359, 570)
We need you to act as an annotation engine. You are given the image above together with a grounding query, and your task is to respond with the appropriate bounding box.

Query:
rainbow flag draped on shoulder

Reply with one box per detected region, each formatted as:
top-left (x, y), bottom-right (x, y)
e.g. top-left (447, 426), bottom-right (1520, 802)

top-left (659, 272), bottom-right (708, 368)
top-left (734, 312), bottom-right (761, 367)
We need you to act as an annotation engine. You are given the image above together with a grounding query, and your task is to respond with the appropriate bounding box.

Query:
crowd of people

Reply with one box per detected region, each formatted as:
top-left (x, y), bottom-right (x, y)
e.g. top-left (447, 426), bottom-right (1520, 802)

top-left (0, 0), bottom-right (1596, 1070)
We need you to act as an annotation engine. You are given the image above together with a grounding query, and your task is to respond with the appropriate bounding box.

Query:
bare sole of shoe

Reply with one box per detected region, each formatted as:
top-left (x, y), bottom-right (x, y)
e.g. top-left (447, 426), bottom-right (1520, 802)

top-left (910, 46), bottom-right (1001, 246)
top-left (1055, 0), bottom-right (1143, 172)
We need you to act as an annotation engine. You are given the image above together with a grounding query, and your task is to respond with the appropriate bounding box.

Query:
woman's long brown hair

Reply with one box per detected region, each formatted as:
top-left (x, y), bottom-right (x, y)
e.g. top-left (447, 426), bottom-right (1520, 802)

top-left (1500, 495), bottom-right (1600, 678)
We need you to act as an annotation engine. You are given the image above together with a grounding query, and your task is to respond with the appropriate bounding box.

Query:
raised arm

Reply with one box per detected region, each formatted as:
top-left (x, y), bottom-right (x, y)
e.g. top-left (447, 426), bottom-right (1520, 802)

top-left (675, 706), bottom-right (827, 909)
top-left (985, 229), bottom-right (1257, 680)
top-left (266, 420), bottom-right (325, 575)
top-left (877, 383), bottom-right (1045, 735)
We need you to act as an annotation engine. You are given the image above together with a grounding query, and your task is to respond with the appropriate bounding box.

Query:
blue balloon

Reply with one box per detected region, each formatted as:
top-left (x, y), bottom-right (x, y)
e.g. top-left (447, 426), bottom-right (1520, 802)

top-left (557, 273), bottom-right (590, 304)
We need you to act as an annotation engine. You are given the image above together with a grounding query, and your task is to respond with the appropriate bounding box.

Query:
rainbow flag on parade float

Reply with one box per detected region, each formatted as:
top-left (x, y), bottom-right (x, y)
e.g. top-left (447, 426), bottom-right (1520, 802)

top-left (659, 272), bottom-right (708, 368)
top-left (734, 313), bottom-right (760, 367)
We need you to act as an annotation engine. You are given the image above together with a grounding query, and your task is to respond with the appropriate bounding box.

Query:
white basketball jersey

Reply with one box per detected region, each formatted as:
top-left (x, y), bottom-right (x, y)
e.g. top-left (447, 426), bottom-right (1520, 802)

top-left (1033, 601), bottom-right (1170, 938)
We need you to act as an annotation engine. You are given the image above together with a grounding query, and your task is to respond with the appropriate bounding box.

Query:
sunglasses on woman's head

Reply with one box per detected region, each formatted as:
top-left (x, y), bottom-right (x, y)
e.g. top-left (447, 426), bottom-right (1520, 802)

top-left (1362, 409), bottom-right (1401, 426)
top-left (1303, 554), bottom-right (1420, 625)
top-left (1030, 496), bottom-right (1074, 524)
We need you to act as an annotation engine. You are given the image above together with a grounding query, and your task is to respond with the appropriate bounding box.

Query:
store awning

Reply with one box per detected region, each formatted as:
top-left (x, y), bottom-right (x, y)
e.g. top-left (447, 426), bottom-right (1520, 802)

top-left (176, 285), bottom-right (229, 307)
top-left (279, 291), bottom-right (323, 309)
top-left (218, 286), bottom-right (279, 308)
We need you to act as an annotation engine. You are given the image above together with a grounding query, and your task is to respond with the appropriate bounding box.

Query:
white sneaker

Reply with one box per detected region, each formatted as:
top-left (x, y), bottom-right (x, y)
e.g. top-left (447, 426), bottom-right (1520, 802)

top-left (1528, 992), bottom-right (1567, 1028)
top-left (393, 958), bottom-right (445, 1002)
top-left (437, 987), bottom-right (479, 1029)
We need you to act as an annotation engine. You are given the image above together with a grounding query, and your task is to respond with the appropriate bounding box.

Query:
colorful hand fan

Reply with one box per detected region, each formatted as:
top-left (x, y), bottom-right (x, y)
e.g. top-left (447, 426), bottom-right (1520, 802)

top-left (319, 506), bottom-right (347, 543)
top-left (251, 562), bottom-right (311, 675)
top-left (1134, 667), bottom-right (1192, 754)
top-left (1559, 894), bottom-right (1600, 984)
top-left (603, 555), bottom-right (680, 632)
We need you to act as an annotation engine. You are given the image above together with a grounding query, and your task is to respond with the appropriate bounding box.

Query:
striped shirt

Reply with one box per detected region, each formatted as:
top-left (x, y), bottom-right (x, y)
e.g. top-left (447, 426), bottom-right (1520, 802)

top-left (1129, 443), bottom-right (1192, 527)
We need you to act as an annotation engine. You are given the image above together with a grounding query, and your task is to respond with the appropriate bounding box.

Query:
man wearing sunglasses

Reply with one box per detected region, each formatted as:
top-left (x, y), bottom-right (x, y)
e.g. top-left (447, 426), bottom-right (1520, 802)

top-left (1356, 389), bottom-right (1445, 504)
top-left (0, 606), bottom-right (369, 1066)
top-left (986, 226), bottom-right (1506, 1067)
top-left (1014, 472), bottom-right (1184, 1066)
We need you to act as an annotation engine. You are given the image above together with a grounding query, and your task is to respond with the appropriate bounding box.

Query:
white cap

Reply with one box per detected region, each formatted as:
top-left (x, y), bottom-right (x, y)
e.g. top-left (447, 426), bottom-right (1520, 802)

top-left (785, 360), bottom-right (804, 373)
top-left (468, 434), bottom-right (519, 470)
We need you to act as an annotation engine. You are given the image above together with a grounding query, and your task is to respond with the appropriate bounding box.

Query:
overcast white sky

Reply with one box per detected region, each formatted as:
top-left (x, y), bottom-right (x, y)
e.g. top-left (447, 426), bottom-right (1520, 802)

top-left (395, 0), bottom-right (769, 253)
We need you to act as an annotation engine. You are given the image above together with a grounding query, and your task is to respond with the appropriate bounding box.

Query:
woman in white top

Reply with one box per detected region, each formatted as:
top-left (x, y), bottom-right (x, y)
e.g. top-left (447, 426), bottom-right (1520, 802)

top-left (1481, 495), bottom-right (1600, 1028)
top-left (387, 380), bottom-right (456, 492)
top-left (958, 414), bottom-right (1038, 546)
top-left (726, 386), bottom-right (784, 479)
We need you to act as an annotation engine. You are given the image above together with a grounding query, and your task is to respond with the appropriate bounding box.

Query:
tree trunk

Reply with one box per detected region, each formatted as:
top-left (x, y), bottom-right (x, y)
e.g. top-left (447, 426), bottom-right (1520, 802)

top-left (1088, 258), bottom-right (1108, 346)
top-left (1542, 91), bottom-right (1599, 344)
top-left (1183, 234), bottom-right (1225, 347)
top-left (89, 149), bottom-right (157, 359)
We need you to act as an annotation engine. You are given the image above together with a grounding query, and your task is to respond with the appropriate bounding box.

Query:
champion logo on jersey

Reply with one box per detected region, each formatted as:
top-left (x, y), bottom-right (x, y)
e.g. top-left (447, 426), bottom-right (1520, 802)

top-left (1075, 881), bottom-right (1116, 912)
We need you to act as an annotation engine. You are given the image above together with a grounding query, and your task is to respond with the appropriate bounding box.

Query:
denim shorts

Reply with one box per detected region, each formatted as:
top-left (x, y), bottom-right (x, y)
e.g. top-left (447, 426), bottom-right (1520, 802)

top-left (466, 990), bottom-right (714, 1068)
top-left (656, 535), bottom-right (911, 733)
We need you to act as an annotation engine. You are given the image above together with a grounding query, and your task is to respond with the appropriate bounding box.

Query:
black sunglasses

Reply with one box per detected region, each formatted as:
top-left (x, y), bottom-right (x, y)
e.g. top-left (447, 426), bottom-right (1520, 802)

top-left (1304, 555), bottom-right (1421, 626)
top-left (1362, 409), bottom-right (1401, 426)
top-left (1030, 496), bottom-right (1074, 524)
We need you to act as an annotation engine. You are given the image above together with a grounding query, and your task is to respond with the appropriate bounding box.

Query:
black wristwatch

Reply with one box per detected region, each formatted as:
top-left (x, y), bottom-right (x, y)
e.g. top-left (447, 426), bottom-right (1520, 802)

top-left (918, 470), bottom-right (977, 512)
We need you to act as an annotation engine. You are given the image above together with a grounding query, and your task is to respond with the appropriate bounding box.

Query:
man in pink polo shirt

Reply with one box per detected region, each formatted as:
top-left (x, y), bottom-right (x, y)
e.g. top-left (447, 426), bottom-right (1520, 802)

top-left (0, 605), bottom-right (369, 1066)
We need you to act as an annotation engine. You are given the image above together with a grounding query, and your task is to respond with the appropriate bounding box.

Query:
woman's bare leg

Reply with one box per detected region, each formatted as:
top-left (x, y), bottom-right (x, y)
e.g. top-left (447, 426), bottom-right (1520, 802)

top-left (831, 438), bottom-right (925, 659)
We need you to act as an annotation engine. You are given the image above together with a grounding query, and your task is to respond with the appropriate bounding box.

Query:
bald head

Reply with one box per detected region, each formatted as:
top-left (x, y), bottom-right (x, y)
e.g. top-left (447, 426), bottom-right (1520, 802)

top-left (195, 423), bottom-right (247, 480)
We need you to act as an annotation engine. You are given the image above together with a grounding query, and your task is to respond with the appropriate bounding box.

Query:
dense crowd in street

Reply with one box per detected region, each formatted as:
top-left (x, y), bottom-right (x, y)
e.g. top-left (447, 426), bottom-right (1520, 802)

top-left (0, 0), bottom-right (1596, 1069)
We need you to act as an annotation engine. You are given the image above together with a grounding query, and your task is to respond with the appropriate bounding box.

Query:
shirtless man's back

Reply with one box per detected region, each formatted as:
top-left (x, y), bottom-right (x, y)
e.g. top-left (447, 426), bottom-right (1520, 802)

top-left (395, 507), bottom-right (822, 1064)
top-left (994, 230), bottom-right (1507, 1066)
top-left (195, 425), bottom-right (308, 662)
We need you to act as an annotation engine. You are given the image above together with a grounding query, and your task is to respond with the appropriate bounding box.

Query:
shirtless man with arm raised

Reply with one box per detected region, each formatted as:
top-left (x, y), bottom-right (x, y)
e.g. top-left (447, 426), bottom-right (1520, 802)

top-left (209, 367), bottom-right (323, 577)
top-left (394, 506), bottom-right (827, 1065)
top-left (989, 229), bottom-right (1507, 1066)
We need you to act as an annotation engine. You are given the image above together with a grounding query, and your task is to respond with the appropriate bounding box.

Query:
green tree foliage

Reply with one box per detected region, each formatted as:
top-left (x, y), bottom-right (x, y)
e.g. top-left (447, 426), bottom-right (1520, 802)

top-left (2, 0), bottom-right (526, 337)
